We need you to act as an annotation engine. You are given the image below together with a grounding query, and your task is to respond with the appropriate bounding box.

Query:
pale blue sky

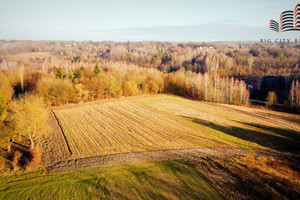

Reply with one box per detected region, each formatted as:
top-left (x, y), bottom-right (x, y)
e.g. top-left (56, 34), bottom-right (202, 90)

top-left (0, 0), bottom-right (299, 41)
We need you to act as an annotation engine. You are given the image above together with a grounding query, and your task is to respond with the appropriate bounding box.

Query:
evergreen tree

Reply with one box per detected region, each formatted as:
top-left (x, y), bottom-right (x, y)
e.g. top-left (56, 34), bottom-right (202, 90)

top-left (74, 69), bottom-right (83, 79)
top-left (93, 63), bottom-right (101, 77)
top-left (185, 64), bottom-right (189, 71)
top-left (55, 67), bottom-right (65, 79)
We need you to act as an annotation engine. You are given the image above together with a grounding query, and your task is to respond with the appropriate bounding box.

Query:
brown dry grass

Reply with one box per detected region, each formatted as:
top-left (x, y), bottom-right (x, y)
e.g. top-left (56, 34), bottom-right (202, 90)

top-left (11, 151), bottom-right (22, 171)
top-left (222, 151), bottom-right (300, 199)
top-left (0, 146), bottom-right (41, 172)
top-left (54, 99), bottom-right (226, 158)
top-left (50, 95), bottom-right (300, 159)
top-left (242, 151), bottom-right (300, 183)
top-left (25, 148), bottom-right (41, 170)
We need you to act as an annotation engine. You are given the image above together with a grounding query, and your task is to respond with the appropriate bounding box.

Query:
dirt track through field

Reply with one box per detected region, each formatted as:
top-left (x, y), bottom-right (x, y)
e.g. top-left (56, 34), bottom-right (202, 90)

top-left (51, 110), bottom-right (73, 155)
top-left (46, 147), bottom-right (283, 173)
top-left (38, 112), bottom-right (72, 166)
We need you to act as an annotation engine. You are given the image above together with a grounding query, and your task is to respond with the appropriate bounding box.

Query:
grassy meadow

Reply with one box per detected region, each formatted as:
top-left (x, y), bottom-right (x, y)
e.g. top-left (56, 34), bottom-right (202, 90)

top-left (0, 160), bottom-right (225, 200)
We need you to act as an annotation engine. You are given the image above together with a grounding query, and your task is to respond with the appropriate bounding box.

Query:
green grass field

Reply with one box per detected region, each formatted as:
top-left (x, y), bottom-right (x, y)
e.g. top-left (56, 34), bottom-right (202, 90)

top-left (0, 160), bottom-right (225, 200)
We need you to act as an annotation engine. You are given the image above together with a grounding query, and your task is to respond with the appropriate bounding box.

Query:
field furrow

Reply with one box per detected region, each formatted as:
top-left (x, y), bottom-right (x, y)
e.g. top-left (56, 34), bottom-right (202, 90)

top-left (53, 97), bottom-right (225, 158)
top-left (51, 95), bottom-right (300, 159)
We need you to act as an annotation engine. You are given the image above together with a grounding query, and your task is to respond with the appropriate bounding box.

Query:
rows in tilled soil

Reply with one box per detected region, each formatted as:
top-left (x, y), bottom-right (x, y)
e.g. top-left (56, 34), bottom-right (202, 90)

top-left (51, 101), bottom-right (226, 158)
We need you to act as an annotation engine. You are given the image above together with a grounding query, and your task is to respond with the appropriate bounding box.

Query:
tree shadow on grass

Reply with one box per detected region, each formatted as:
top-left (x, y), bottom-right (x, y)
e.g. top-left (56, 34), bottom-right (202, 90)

top-left (125, 160), bottom-right (226, 200)
top-left (3, 141), bottom-right (34, 170)
top-left (236, 121), bottom-right (300, 145)
top-left (183, 116), bottom-right (300, 153)
top-left (253, 111), bottom-right (300, 124)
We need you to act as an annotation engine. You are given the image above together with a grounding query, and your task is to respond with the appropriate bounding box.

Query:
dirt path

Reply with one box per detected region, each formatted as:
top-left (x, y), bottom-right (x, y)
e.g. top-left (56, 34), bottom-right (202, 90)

top-left (46, 147), bottom-right (283, 173)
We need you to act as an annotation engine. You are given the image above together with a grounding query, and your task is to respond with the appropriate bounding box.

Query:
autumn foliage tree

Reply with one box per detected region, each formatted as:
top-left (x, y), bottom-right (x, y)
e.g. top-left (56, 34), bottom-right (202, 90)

top-left (36, 78), bottom-right (74, 105)
top-left (123, 81), bottom-right (138, 96)
top-left (0, 73), bottom-right (14, 120)
top-left (104, 74), bottom-right (123, 98)
top-left (82, 77), bottom-right (106, 100)
top-left (147, 80), bottom-right (159, 94)
top-left (0, 73), bottom-right (13, 102)
top-left (266, 91), bottom-right (277, 108)
top-left (33, 62), bottom-right (251, 106)
top-left (74, 83), bottom-right (88, 102)
top-left (0, 120), bottom-right (16, 152)
top-left (0, 91), bottom-right (7, 120)
top-left (11, 94), bottom-right (49, 149)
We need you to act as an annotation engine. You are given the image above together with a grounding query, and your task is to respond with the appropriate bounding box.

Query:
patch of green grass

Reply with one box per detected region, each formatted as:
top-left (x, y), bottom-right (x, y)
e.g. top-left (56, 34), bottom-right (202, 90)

top-left (138, 95), bottom-right (300, 151)
top-left (0, 160), bottom-right (225, 200)
top-left (186, 118), bottom-right (264, 149)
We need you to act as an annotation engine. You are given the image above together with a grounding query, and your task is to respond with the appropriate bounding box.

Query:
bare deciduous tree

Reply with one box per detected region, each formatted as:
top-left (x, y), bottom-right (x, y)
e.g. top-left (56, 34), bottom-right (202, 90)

top-left (18, 64), bottom-right (24, 91)
top-left (266, 91), bottom-right (277, 108)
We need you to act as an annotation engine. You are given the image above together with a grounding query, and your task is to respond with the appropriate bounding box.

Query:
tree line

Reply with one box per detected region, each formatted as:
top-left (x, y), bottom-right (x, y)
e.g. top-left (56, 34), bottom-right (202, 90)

top-left (0, 61), bottom-right (250, 171)
top-left (30, 62), bottom-right (249, 106)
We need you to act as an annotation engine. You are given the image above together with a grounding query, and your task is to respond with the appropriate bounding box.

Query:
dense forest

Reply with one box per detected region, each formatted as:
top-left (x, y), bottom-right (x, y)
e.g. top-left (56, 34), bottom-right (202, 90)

top-left (1, 40), bottom-right (300, 78)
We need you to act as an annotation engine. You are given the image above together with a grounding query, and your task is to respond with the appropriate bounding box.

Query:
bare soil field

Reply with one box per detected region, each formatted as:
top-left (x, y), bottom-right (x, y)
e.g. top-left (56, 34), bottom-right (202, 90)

top-left (38, 111), bottom-right (72, 166)
top-left (51, 98), bottom-right (228, 159)
top-left (40, 95), bottom-right (300, 165)
top-left (37, 95), bottom-right (300, 174)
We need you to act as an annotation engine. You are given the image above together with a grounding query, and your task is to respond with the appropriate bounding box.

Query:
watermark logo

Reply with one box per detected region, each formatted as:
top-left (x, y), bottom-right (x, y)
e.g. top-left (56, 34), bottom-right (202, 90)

top-left (270, 3), bottom-right (300, 32)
